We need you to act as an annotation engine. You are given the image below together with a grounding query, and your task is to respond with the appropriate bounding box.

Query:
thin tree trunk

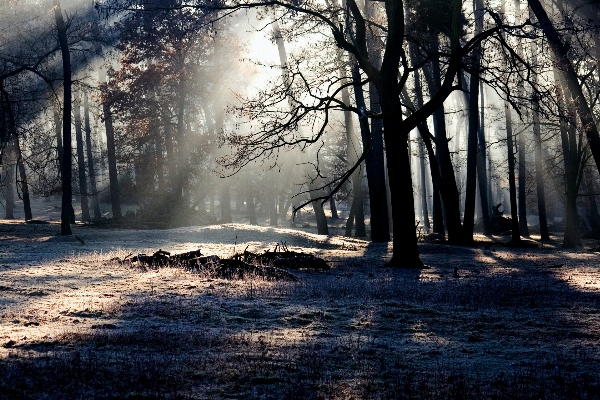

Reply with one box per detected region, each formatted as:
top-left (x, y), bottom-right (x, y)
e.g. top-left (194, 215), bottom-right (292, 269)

top-left (342, 62), bottom-right (365, 237)
top-left (3, 146), bottom-right (15, 219)
top-left (74, 94), bottom-right (90, 223)
top-left (15, 140), bottom-right (32, 221)
top-left (83, 90), bottom-right (101, 220)
top-left (345, 199), bottom-right (356, 237)
top-left (418, 138), bottom-right (430, 232)
top-left (505, 102), bottom-right (521, 242)
top-left (329, 189), bottom-right (339, 219)
top-left (464, 0), bottom-right (485, 241)
top-left (477, 81), bottom-right (491, 234)
top-left (54, 110), bottom-right (63, 177)
top-left (54, 0), bottom-right (73, 235)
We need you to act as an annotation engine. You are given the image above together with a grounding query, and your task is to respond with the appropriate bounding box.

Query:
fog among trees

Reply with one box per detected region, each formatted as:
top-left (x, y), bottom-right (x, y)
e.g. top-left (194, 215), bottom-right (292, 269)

top-left (2, 1), bottom-right (600, 398)
top-left (1, 0), bottom-right (600, 260)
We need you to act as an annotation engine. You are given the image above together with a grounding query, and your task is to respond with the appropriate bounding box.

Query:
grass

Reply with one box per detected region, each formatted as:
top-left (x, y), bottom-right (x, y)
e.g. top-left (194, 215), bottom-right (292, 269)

top-left (1, 221), bottom-right (600, 398)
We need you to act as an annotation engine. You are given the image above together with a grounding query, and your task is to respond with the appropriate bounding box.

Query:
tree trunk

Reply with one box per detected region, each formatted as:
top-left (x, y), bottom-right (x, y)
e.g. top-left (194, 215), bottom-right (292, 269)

top-left (309, 182), bottom-right (329, 235)
top-left (363, 3), bottom-right (391, 243)
top-left (418, 138), bottom-right (430, 232)
top-left (345, 199), bottom-right (355, 237)
top-left (421, 37), bottom-right (462, 243)
top-left (505, 102), bottom-right (521, 242)
top-left (528, 3), bottom-right (550, 240)
top-left (3, 146), bottom-right (15, 219)
top-left (54, 110), bottom-right (63, 177)
top-left (329, 189), bottom-right (339, 219)
top-left (533, 97), bottom-right (550, 240)
top-left (477, 81), bottom-right (491, 234)
top-left (342, 66), bottom-right (365, 237)
top-left (15, 140), bottom-right (32, 221)
top-left (464, 0), bottom-right (486, 241)
top-left (54, 0), bottom-right (73, 235)
top-left (74, 94), bottom-right (90, 223)
top-left (350, 61), bottom-right (381, 239)
top-left (83, 90), bottom-right (101, 221)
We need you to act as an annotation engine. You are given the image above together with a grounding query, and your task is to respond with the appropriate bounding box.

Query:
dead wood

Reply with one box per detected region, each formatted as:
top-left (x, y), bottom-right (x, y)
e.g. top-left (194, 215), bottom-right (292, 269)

top-left (236, 243), bottom-right (330, 271)
top-left (125, 249), bottom-right (299, 281)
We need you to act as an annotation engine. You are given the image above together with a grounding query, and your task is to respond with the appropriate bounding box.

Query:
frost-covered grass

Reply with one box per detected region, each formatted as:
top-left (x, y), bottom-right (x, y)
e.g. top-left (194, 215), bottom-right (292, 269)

top-left (1, 206), bottom-right (600, 399)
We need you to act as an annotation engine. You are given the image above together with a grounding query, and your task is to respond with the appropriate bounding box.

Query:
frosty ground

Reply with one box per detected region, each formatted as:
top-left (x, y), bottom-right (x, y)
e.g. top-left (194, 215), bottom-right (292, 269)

top-left (1, 203), bottom-right (600, 398)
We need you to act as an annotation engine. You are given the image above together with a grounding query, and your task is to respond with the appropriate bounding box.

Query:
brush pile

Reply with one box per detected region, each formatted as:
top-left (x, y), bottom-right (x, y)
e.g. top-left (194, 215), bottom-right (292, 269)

top-left (119, 243), bottom-right (330, 281)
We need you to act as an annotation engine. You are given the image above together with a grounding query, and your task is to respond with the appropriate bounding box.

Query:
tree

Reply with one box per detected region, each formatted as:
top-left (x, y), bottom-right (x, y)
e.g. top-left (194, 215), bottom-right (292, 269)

top-left (54, 0), bottom-right (73, 235)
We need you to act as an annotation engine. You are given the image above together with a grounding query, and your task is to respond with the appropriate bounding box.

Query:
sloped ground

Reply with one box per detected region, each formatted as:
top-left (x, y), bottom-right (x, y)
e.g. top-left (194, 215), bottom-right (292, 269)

top-left (1, 217), bottom-right (600, 399)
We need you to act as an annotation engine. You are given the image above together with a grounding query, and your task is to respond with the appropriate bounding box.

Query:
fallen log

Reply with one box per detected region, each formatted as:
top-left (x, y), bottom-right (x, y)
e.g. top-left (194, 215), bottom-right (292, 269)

top-left (239, 244), bottom-right (330, 271)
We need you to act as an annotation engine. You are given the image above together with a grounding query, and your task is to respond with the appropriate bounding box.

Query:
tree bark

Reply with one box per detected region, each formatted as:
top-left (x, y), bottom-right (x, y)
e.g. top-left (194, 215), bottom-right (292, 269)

top-left (477, 81), bottom-right (491, 234)
top-left (418, 138), bottom-right (430, 232)
top-left (3, 144), bottom-right (15, 219)
top-left (533, 96), bottom-right (550, 240)
top-left (464, 0), bottom-right (486, 241)
top-left (74, 94), bottom-right (90, 223)
top-left (363, 1), bottom-right (391, 243)
top-left (83, 90), bottom-right (101, 220)
top-left (342, 66), bottom-right (365, 237)
top-left (53, 110), bottom-right (63, 177)
top-left (505, 102), bottom-right (521, 242)
top-left (421, 36), bottom-right (463, 243)
top-left (54, 0), bottom-right (73, 235)
top-left (15, 140), bottom-right (32, 221)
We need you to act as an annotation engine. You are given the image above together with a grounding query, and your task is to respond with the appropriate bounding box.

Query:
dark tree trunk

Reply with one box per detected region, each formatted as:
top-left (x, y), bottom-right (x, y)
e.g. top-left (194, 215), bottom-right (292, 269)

top-left (345, 200), bottom-right (355, 237)
top-left (557, 87), bottom-right (582, 248)
top-left (54, 110), bottom-right (63, 177)
top-left (309, 183), bottom-right (329, 235)
top-left (342, 67), bottom-right (365, 237)
top-left (408, 54), bottom-right (444, 237)
top-left (505, 102), bottom-right (521, 242)
top-left (3, 150), bottom-right (15, 219)
top-left (431, 180), bottom-right (445, 235)
top-left (528, 4), bottom-right (550, 240)
top-left (54, 0), bottom-right (73, 235)
top-left (15, 140), bottom-right (32, 221)
top-left (364, 5), bottom-right (391, 243)
top-left (421, 37), bottom-right (462, 243)
top-left (83, 90), bottom-right (101, 220)
top-left (533, 98), bottom-right (550, 240)
top-left (418, 139), bottom-right (430, 232)
top-left (477, 81), bottom-right (491, 234)
top-left (329, 190), bottom-right (339, 219)
top-left (464, 0), bottom-right (486, 241)
top-left (74, 94), bottom-right (90, 223)
top-left (382, 111), bottom-right (422, 267)
top-left (517, 127), bottom-right (530, 236)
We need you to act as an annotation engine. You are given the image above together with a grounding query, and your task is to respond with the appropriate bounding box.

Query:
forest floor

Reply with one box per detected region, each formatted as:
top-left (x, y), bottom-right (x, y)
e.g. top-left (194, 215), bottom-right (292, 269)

top-left (1, 200), bottom-right (600, 399)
